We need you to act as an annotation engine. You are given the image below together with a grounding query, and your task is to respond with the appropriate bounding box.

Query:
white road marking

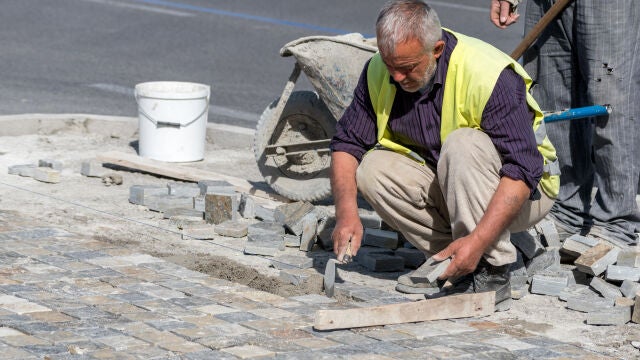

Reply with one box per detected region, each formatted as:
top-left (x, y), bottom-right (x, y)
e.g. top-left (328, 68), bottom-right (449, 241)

top-left (80, 0), bottom-right (194, 17)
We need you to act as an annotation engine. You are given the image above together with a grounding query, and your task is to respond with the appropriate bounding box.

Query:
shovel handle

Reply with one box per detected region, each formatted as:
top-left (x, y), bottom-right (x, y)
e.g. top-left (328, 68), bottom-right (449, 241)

top-left (510, 0), bottom-right (574, 60)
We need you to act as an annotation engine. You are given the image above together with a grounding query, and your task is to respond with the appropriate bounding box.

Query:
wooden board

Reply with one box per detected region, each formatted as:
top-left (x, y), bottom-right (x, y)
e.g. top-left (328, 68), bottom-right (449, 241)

top-left (314, 292), bottom-right (495, 331)
top-left (96, 150), bottom-right (290, 203)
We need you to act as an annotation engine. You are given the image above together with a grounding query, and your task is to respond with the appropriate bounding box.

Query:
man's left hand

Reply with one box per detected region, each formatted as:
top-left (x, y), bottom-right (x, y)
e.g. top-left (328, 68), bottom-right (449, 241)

top-left (432, 235), bottom-right (484, 279)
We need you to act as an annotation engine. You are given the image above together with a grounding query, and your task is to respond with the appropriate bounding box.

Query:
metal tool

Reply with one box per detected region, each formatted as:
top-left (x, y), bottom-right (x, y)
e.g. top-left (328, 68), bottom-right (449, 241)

top-left (324, 239), bottom-right (353, 298)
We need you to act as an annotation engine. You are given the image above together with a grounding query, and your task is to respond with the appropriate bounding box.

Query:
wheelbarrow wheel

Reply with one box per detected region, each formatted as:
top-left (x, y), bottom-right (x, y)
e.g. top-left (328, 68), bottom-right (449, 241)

top-left (254, 91), bottom-right (336, 202)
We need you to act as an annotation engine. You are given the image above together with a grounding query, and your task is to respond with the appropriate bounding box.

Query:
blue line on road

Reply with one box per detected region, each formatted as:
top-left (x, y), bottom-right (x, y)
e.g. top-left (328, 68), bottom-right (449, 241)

top-left (132, 0), bottom-right (366, 35)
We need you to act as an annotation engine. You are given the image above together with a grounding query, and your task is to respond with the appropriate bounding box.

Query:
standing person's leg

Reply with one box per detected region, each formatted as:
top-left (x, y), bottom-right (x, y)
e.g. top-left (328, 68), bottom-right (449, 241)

top-left (577, 1), bottom-right (640, 243)
top-left (523, 0), bottom-right (594, 235)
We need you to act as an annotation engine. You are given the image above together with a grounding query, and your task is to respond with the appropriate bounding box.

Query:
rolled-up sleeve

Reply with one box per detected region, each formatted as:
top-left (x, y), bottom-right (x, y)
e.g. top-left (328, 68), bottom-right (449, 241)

top-left (482, 67), bottom-right (543, 198)
top-left (330, 62), bottom-right (378, 162)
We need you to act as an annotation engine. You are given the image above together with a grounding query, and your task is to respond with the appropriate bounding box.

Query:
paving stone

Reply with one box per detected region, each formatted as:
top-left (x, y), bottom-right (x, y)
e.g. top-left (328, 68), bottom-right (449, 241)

top-left (586, 306), bottom-right (631, 325)
top-left (298, 213), bottom-right (318, 252)
top-left (128, 185), bottom-right (168, 205)
top-left (166, 181), bottom-right (201, 197)
top-left (33, 167), bottom-right (61, 183)
top-left (80, 160), bottom-right (106, 177)
top-left (162, 207), bottom-right (203, 220)
top-left (394, 247), bottom-right (426, 269)
top-left (8, 163), bottom-right (36, 176)
top-left (363, 228), bottom-right (399, 249)
top-left (279, 269), bottom-right (311, 286)
top-left (204, 192), bottom-right (240, 225)
top-left (188, 195), bottom-right (205, 214)
top-left (221, 344), bottom-right (275, 359)
top-left (535, 219), bottom-right (561, 248)
top-left (289, 294), bottom-right (337, 305)
top-left (274, 201), bottom-right (316, 235)
top-left (574, 242), bottom-right (620, 276)
top-left (270, 254), bottom-right (313, 270)
top-left (558, 284), bottom-right (592, 301)
top-left (316, 215), bottom-right (335, 251)
top-left (255, 203), bottom-right (276, 222)
top-left (283, 233), bottom-right (301, 248)
top-left (621, 280), bottom-right (640, 298)
top-left (358, 252), bottom-right (405, 272)
top-left (633, 294), bottom-right (640, 323)
top-left (181, 224), bottom-right (215, 240)
top-left (247, 221), bottom-right (285, 237)
top-left (169, 215), bottom-right (206, 229)
top-left (145, 195), bottom-right (194, 213)
top-left (525, 248), bottom-right (561, 278)
top-left (530, 273), bottom-right (569, 296)
top-left (566, 294), bottom-right (614, 312)
top-left (244, 234), bottom-right (283, 256)
top-left (589, 276), bottom-right (622, 300)
top-left (561, 234), bottom-right (598, 258)
top-left (510, 231), bottom-right (544, 260)
top-left (214, 220), bottom-right (248, 238)
top-left (510, 275), bottom-right (529, 299)
top-left (197, 180), bottom-right (234, 195)
top-left (214, 311), bottom-right (263, 323)
top-left (615, 296), bottom-right (635, 308)
top-left (617, 250), bottom-right (640, 268)
top-left (606, 264), bottom-right (640, 282)
top-left (38, 158), bottom-right (63, 171)
top-left (239, 193), bottom-right (256, 219)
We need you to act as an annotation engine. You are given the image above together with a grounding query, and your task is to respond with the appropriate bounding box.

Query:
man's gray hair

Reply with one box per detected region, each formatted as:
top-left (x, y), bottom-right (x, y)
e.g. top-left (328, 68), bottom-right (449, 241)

top-left (376, 0), bottom-right (442, 55)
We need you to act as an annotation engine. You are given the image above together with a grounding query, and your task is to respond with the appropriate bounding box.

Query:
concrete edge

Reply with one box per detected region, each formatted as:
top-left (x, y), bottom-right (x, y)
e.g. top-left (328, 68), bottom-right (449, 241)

top-left (0, 113), bottom-right (255, 149)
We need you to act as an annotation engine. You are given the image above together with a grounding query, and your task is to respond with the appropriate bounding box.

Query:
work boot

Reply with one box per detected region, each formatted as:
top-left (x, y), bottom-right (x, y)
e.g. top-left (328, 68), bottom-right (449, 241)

top-left (425, 258), bottom-right (512, 311)
top-left (395, 258), bottom-right (441, 295)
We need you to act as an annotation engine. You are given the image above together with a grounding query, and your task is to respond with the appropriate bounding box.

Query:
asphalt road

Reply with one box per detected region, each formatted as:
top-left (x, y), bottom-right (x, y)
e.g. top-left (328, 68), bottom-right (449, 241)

top-left (2, 0), bottom-right (524, 128)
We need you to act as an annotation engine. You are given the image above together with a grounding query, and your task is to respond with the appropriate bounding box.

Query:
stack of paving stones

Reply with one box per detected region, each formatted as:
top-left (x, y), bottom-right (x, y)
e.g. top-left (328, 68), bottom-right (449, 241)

top-left (0, 211), bottom-right (612, 358)
top-left (8, 159), bottom-right (126, 186)
top-left (511, 219), bottom-right (640, 326)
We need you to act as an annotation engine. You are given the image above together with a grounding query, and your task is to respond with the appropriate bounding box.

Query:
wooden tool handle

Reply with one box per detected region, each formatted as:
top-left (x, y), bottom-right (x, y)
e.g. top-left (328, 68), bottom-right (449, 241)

top-left (510, 0), bottom-right (574, 60)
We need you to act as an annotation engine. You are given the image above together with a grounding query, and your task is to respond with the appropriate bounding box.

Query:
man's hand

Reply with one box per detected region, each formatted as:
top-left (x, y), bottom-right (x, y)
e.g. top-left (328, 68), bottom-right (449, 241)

top-left (490, 0), bottom-right (520, 29)
top-left (432, 235), bottom-right (484, 279)
top-left (332, 214), bottom-right (363, 262)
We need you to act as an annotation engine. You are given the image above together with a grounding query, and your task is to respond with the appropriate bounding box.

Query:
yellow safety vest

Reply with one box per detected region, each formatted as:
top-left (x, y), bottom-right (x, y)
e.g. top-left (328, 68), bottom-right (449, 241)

top-left (366, 29), bottom-right (559, 198)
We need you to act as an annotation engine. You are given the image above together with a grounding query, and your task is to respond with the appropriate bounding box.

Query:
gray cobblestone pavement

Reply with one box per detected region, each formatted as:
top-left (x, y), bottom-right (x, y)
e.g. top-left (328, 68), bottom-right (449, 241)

top-left (0, 215), bottom-right (615, 359)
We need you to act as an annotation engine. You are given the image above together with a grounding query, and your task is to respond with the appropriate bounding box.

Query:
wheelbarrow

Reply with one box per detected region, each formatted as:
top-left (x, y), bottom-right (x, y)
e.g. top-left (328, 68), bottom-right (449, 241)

top-left (253, 33), bottom-right (377, 202)
top-left (254, 29), bottom-right (609, 202)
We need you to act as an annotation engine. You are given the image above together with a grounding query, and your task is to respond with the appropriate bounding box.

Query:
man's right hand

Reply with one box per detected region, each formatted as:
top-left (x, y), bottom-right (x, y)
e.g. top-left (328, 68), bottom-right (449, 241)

top-left (490, 0), bottom-right (520, 29)
top-left (332, 215), bottom-right (363, 262)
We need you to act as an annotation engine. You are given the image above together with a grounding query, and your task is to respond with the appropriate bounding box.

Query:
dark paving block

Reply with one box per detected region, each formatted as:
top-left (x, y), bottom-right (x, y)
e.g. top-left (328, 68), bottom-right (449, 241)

top-left (215, 311), bottom-right (263, 323)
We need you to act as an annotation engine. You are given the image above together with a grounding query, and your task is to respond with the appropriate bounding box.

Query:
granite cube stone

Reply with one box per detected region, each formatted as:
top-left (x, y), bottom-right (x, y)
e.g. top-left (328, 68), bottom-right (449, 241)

top-left (621, 280), bottom-right (640, 299)
top-left (526, 248), bottom-right (561, 278)
top-left (359, 253), bottom-right (405, 272)
top-left (204, 192), bottom-right (240, 225)
top-left (145, 195), bottom-right (194, 212)
top-left (359, 211), bottom-right (382, 229)
top-left (38, 159), bottom-right (63, 171)
top-left (535, 219), bottom-right (562, 248)
top-left (248, 222), bottom-right (285, 237)
top-left (394, 248), bottom-right (426, 269)
top-left (511, 231), bottom-right (545, 260)
top-left (239, 193), bottom-right (256, 219)
top-left (167, 182), bottom-right (201, 197)
top-left (299, 213), bottom-right (318, 252)
top-left (33, 167), bottom-right (60, 183)
top-left (193, 195), bottom-right (205, 212)
top-left (214, 220), bottom-right (248, 238)
top-left (566, 295), bottom-right (614, 312)
top-left (283, 234), bottom-right (301, 248)
top-left (363, 228), bottom-right (399, 249)
top-left (587, 306), bottom-right (631, 325)
top-left (531, 274), bottom-right (569, 296)
top-left (606, 265), bottom-right (640, 282)
top-left (244, 234), bottom-right (283, 256)
top-left (558, 284), bottom-right (591, 302)
top-left (316, 216), bottom-right (335, 250)
top-left (163, 208), bottom-right (204, 220)
top-left (81, 160), bottom-right (106, 177)
top-left (8, 163), bottom-right (36, 176)
top-left (275, 202), bottom-right (316, 236)
top-left (270, 255), bottom-right (313, 270)
top-left (129, 185), bottom-right (168, 205)
top-left (633, 294), bottom-right (640, 323)
top-left (575, 242), bottom-right (621, 276)
top-left (561, 234), bottom-right (598, 258)
top-left (617, 250), bottom-right (640, 268)
top-left (590, 276), bottom-right (623, 300)
top-left (255, 204), bottom-right (276, 221)
top-left (198, 180), bottom-right (234, 195)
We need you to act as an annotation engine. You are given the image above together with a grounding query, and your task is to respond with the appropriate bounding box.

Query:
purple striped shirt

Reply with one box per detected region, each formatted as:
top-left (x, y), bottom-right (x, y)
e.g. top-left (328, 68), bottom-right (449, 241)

top-left (330, 30), bottom-right (543, 197)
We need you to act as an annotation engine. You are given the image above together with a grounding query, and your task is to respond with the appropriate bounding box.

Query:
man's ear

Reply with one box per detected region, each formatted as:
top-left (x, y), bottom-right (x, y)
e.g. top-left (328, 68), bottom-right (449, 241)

top-left (433, 40), bottom-right (445, 59)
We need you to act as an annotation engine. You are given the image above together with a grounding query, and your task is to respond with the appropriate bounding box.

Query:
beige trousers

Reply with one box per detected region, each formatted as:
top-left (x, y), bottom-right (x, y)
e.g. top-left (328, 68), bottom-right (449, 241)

top-left (356, 128), bottom-right (555, 266)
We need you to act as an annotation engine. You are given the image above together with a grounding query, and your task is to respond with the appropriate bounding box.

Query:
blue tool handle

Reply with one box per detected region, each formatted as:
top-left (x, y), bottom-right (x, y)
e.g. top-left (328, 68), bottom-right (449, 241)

top-left (543, 105), bottom-right (610, 123)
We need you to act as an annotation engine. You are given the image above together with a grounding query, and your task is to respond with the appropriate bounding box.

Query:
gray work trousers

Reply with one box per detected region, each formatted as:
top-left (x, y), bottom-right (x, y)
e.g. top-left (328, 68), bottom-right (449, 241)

top-left (523, 0), bottom-right (640, 243)
top-left (356, 128), bottom-right (555, 266)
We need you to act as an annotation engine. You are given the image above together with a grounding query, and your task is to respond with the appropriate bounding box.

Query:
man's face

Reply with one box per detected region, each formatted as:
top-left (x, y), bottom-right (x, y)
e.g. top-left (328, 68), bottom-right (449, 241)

top-left (380, 38), bottom-right (443, 93)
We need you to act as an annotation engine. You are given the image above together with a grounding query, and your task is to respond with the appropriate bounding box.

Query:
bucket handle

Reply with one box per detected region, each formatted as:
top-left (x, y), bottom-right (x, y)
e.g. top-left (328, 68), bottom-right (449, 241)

top-left (136, 95), bottom-right (209, 128)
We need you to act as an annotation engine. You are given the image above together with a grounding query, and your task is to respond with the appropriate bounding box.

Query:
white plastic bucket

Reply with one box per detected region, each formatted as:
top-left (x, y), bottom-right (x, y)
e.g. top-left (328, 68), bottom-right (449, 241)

top-left (135, 81), bottom-right (210, 162)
